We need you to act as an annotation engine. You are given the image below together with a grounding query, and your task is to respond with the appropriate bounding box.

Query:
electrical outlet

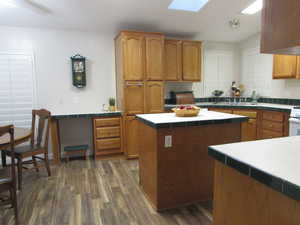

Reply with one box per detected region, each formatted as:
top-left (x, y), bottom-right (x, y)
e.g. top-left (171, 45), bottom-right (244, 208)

top-left (164, 135), bottom-right (172, 148)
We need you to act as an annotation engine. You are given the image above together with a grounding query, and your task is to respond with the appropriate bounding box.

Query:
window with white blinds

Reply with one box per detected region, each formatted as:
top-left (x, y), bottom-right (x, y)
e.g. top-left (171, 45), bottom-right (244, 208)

top-left (0, 52), bottom-right (36, 128)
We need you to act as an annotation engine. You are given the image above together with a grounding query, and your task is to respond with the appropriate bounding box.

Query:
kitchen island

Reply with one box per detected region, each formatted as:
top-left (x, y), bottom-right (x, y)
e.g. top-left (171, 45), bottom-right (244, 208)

top-left (209, 136), bottom-right (300, 225)
top-left (136, 110), bottom-right (248, 211)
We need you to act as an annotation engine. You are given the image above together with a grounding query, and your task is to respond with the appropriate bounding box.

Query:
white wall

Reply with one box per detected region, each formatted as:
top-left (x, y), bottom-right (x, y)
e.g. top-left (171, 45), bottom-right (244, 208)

top-left (239, 33), bottom-right (300, 99)
top-left (165, 41), bottom-right (240, 98)
top-left (0, 26), bottom-right (116, 156)
top-left (0, 26), bottom-right (116, 112)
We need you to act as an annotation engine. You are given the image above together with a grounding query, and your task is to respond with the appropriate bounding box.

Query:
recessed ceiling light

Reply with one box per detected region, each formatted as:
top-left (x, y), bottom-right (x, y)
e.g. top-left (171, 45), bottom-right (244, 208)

top-left (0, 0), bottom-right (17, 8)
top-left (168, 0), bottom-right (210, 12)
top-left (241, 0), bottom-right (263, 15)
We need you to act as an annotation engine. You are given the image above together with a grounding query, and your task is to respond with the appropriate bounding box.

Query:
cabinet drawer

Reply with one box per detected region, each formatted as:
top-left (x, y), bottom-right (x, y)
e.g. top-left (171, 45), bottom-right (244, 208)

top-left (262, 129), bottom-right (283, 139)
top-left (94, 148), bottom-right (122, 156)
top-left (210, 108), bottom-right (232, 114)
top-left (233, 111), bottom-right (257, 119)
top-left (96, 127), bottom-right (120, 138)
top-left (262, 120), bottom-right (284, 133)
top-left (94, 118), bottom-right (120, 127)
top-left (96, 138), bottom-right (121, 150)
top-left (262, 111), bottom-right (284, 122)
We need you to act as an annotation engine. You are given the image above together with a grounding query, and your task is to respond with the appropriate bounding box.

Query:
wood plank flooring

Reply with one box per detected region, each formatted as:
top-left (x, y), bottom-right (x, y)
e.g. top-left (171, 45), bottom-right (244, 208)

top-left (0, 158), bottom-right (213, 225)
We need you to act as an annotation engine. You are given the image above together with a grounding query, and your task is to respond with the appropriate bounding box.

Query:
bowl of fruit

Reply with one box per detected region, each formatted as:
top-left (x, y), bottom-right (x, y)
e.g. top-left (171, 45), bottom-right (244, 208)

top-left (172, 105), bottom-right (201, 117)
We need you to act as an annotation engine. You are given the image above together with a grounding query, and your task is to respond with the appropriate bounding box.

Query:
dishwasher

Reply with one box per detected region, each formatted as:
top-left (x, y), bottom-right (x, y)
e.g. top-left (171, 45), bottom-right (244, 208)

top-left (289, 107), bottom-right (300, 136)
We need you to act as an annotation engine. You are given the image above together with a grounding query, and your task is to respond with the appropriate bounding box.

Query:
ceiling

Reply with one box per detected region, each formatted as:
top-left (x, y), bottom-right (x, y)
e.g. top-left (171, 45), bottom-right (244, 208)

top-left (0, 0), bottom-right (261, 42)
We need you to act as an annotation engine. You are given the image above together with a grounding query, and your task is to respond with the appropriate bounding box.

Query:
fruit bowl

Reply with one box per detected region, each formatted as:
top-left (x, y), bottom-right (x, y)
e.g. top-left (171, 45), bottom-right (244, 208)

top-left (172, 105), bottom-right (200, 117)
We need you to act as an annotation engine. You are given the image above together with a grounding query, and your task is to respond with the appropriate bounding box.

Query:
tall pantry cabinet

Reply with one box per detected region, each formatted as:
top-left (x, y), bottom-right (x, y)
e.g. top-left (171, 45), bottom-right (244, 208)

top-left (115, 31), bottom-right (165, 158)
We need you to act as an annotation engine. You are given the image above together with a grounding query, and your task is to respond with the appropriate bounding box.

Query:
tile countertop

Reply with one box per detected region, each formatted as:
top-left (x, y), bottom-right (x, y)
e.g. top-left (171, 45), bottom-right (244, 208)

top-left (51, 110), bottom-right (122, 119)
top-left (208, 136), bottom-right (300, 203)
top-left (165, 102), bottom-right (295, 113)
top-left (136, 110), bottom-right (248, 128)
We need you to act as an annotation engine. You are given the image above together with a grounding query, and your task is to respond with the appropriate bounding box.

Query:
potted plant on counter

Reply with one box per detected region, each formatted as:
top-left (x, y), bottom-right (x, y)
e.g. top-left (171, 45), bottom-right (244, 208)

top-left (109, 97), bottom-right (116, 111)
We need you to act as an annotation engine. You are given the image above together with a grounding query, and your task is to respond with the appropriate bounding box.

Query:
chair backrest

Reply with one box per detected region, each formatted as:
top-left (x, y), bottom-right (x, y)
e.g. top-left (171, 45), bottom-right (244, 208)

top-left (0, 125), bottom-right (16, 182)
top-left (30, 109), bottom-right (51, 151)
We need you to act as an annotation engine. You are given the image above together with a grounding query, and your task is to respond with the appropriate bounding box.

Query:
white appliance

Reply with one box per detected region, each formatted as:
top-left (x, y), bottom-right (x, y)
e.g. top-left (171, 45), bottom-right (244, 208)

top-left (289, 107), bottom-right (300, 136)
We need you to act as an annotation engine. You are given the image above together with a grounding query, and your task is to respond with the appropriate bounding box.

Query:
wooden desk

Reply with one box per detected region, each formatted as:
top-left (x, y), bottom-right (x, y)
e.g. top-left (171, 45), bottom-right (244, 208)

top-left (50, 111), bottom-right (122, 165)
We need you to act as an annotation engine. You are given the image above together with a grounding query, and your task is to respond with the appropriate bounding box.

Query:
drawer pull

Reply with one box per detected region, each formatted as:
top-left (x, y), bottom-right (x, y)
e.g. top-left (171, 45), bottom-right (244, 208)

top-left (126, 82), bottom-right (144, 86)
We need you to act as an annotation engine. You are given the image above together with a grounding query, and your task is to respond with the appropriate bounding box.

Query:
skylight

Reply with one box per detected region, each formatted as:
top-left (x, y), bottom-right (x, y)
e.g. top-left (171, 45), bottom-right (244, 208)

top-left (241, 0), bottom-right (263, 15)
top-left (168, 0), bottom-right (210, 12)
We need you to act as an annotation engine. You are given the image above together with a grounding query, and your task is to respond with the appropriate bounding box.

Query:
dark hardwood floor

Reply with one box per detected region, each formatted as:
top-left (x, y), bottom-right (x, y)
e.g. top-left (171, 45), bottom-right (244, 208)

top-left (0, 158), bottom-right (213, 225)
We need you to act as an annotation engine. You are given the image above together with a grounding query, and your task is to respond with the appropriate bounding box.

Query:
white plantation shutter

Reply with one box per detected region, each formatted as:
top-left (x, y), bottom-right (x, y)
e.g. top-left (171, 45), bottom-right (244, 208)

top-left (0, 52), bottom-right (36, 128)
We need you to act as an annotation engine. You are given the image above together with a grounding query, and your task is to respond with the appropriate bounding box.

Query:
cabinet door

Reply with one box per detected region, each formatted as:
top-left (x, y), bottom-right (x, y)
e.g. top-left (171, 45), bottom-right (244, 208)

top-left (124, 116), bottom-right (139, 158)
top-left (123, 34), bottom-right (145, 80)
top-left (145, 35), bottom-right (164, 80)
top-left (273, 55), bottom-right (299, 79)
top-left (182, 41), bottom-right (202, 81)
top-left (124, 81), bottom-right (145, 115)
top-left (232, 110), bottom-right (257, 141)
top-left (145, 81), bottom-right (164, 113)
top-left (165, 40), bottom-right (182, 81)
top-left (241, 119), bottom-right (257, 141)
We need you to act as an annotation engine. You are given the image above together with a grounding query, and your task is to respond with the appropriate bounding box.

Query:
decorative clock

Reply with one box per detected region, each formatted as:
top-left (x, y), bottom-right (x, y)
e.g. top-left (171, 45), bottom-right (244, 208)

top-left (71, 54), bottom-right (86, 88)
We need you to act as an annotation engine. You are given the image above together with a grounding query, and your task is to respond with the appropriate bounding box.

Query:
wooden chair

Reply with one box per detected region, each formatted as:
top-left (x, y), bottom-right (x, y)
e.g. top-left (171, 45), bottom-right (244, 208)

top-left (0, 125), bottom-right (19, 225)
top-left (5, 109), bottom-right (51, 190)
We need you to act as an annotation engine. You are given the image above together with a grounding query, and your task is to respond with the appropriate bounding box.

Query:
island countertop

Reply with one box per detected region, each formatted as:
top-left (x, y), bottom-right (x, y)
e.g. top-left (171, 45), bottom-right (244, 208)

top-left (209, 136), bottom-right (300, 203)
top-left (136, 110), bottom-right (248, 128)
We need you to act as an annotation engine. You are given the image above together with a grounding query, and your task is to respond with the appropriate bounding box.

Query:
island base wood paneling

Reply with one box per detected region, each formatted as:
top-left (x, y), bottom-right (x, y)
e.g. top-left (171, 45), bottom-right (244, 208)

top-left (139, 121), bottom-right (241, 211)
top-left (213, 161), bottom-right (300, 225)
top-left (124, 116), bottom-right (140, 158)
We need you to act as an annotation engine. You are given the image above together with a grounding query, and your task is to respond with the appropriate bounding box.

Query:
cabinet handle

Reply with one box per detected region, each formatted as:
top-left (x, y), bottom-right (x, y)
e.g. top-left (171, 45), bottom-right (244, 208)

top-left (126, 82), bottom-right (144, 86)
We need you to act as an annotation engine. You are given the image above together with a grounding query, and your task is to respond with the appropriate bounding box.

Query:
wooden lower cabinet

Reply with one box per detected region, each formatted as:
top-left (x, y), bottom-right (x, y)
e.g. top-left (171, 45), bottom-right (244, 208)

top-left (240, 119), bottom-right (257, 141)
top-left (232, 110), bottom-right (258, 142)
top-left (209, 108), bottom-right (289, 141)
top-left (259, 110), bottom-right (289, 139)
top-left (124, 116), bottom-right (140, 158)
top-left (209, 108), bottom-right (258, 141)
top-left (93, 117), bottom-right (123, 158)
top-left (209, 108), bottom-right (233, 114)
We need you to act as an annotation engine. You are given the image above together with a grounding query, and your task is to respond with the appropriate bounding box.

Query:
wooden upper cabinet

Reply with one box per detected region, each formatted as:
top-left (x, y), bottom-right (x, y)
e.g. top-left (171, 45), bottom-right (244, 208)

top-left (165, 40), bottom-right (182, 81)
top-left (182, 41), bottom-right (202, 81)
top-left (273, 55), bottom-right (300, 79)
top-left (145, 35), bottom-right (164, 81)
top-left (122, 34), bottom-right (145, 81)
top-left (124, 81), bottom-right (145, 115)
top-left (145, 81), bottom-right (164, 113)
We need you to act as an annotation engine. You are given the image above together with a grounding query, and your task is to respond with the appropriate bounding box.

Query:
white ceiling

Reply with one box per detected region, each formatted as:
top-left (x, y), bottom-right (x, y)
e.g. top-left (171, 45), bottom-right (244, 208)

top-left (0, 0), bottom-right (261, 42)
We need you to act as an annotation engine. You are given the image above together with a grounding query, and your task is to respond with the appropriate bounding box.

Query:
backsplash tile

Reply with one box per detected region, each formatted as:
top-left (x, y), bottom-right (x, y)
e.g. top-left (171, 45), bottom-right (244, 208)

top-left (165, 97), bottom-right (300, 106)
